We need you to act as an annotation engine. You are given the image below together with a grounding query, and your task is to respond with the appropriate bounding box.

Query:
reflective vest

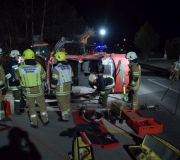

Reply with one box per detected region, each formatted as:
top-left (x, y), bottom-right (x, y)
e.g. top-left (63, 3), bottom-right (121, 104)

top-left (18, 64), bottom-right (42, 87)
top-left (54, 63), bottom-right (72, 85)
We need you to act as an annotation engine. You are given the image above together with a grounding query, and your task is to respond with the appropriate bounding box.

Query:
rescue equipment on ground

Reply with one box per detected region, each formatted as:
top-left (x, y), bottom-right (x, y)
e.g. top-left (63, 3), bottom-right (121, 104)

top-left (80, 131), bottom-right (120, 149)
top-left (68, 136), bottom-right (95, 160)
top-left (122, 110), bottom-right (163, 135)
top-left (59, 122), bottom-right (101, 138)
top-left (128, 134), bottom-right (180, 160)
top-left (5, 99), bottom-right (11, 115)
top-left (111, 100), bottom-right (124, 116)
top-left (119, 60), bottom-right (128, 101)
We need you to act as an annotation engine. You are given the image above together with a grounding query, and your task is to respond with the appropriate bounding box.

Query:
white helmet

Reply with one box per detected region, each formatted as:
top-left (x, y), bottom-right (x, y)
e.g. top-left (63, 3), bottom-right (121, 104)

top-left (126, 52), bottom-right (137, 60)
top-left (89, 74), bottom-right (97, 83)
top-left (10, 50), bottom-right (20, 58)
top-left (0, 48), bottom-right (3, 54)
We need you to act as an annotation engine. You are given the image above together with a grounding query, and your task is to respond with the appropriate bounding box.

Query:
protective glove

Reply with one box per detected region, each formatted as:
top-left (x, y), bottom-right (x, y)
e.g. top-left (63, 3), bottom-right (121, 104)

top-left (15, 80), bottom-right (20, 86)
top-left (2, 88), bottom-right (7, 95)
top-left (127, 84), bottom-right (133, 90)
top-left (0, 84), bottom-right (5, 89)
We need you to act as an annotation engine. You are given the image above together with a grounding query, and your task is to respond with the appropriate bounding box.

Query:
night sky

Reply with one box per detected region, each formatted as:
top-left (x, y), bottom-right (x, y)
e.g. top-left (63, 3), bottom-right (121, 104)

top-left (67, 0), bottom-right (180, 47)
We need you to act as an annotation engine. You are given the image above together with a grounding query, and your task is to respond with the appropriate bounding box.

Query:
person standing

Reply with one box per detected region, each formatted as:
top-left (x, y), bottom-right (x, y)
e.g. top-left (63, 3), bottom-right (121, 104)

top-left (169, 61), bottom-right (180, 81)
top-left (51, 51), bottom-right (73, 122)
top-left (15, 49), bottom-right (49, 128)
top-left (0, 48), bottom-right (11, 121)
top-left (126, 51), bottom-right (141, 110)
top-left (5, 50), bottom-right (23, 115)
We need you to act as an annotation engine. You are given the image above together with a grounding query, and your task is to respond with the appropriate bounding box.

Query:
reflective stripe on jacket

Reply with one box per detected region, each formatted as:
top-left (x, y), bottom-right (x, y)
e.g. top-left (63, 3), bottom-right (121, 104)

top-left (53, 63), bottom-right (72, 85)
top-left (18, 64), bottom-right (42, 87)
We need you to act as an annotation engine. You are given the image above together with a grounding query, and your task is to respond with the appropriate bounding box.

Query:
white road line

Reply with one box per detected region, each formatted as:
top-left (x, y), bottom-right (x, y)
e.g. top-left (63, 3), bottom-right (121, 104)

top-left (147, 79), bottom-right (179, 93)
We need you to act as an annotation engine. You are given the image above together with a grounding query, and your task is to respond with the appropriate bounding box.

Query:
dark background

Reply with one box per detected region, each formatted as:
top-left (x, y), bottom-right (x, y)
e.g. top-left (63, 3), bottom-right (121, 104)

top-left (67, 0), bottom-right (180, 48)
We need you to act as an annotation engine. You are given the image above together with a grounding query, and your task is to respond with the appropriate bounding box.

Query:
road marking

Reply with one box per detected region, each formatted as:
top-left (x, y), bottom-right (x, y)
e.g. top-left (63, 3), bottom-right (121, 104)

top-left (147, 79), bottom-right (179, 93)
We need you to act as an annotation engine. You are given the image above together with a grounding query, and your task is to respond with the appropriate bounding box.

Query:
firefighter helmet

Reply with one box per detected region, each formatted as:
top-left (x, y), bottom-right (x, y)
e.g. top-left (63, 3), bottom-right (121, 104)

top-left (89, 74), bottom-right (97, 83)
top-left (0, 48), bottom-right (3, 54)
top-left (126, 52), bottom-right (137, 60)
top-left (10, 50), bottom-right (20, 58)
top-left (23, 49), bottom-right (35, 60)
top-left (54, 52), bottom-right (66, 61)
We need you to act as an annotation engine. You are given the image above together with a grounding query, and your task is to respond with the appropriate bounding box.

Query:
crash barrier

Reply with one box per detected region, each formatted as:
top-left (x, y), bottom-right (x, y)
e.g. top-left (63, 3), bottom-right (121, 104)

top-left (128, 134), bottom-right (180, 160)
top-left (122, 110), bottom-right (163, 135)
top-left (5, 92), bottom-right (14, 114)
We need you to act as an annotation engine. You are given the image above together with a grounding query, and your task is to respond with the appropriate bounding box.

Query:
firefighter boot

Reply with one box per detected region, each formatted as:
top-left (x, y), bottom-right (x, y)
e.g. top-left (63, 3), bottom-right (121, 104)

top-left (40, 111), bottom-right (49, 126)
top-left (30, 114), bottom-right (38, 128)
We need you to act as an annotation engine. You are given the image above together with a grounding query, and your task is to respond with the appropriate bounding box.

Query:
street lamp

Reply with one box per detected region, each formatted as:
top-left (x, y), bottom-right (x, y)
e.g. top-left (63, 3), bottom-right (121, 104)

top-left (100, 29), bottom-right (106, 45)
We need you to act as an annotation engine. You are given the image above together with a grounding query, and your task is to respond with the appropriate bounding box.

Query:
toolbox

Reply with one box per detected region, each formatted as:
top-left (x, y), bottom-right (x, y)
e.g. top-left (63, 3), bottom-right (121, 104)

top-left (122, 110), bottom-right (146, 125)
top-left (128, 134), bottom-right (180, 160)
top-left (80, 131), bottom-right (119, 149)
top-left (111, 100), bottom-right (124, 116)
top-left (129, 118), bottom-right (163, 135)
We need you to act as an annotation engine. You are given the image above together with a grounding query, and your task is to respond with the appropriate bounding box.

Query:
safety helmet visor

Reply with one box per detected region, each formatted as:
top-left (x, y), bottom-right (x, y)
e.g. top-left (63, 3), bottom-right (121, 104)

top-left (89, 74), bottom-right (97, 83)
top-left (126, 52), bottom-right (137, 60)
top-left (10, 50), bottom-right (20, 58)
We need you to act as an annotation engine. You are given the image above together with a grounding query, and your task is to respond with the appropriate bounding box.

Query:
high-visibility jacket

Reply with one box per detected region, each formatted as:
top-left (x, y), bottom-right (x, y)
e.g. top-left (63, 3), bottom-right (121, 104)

top-left (51, 62), bottom-right (73, 96)
top-left (18, 64), bottom-right (42, 87)
top-left (15, 64), bottom-right (46, 97)
top-left (172, 61), bottom-right (180, 72)
top-left (128, 62), bottom-right (141, 90)
top-left (97, 75), bottom-right (115, 96)
top-left (5, 58), bottom-right (21, 90)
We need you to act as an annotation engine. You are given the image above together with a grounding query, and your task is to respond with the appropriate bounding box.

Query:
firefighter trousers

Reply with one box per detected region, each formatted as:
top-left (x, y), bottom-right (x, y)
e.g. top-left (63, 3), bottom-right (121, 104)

top-left (0, 90), bottom-right (5, 120)
top-left (56, 94), bottom-right (71, 121)
top-left (26, 94), bottom-right (48, 125)
top-left (102, 90), bottom-right (110, 106)
top-left (131, 89), bottom-right (139, 110)
top-left (13, 90), bottom-right (21, 113)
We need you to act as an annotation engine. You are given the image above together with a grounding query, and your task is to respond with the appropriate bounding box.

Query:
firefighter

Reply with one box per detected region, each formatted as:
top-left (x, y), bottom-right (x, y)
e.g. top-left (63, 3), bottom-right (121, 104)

top-left (15, 49), bottom-right (49, 128)
top-left (0, 49), bottom-right (11, 121)
top-left (169, 61), bottom-right (180, 81)
top-left (88, 73), bottom-right (115, 107)
top-left (126, 51), bottom-right (141, 110)
top-left (5, 50), bottom-right (24, 115)
top-left (51, 51), bottom-right (74, 122)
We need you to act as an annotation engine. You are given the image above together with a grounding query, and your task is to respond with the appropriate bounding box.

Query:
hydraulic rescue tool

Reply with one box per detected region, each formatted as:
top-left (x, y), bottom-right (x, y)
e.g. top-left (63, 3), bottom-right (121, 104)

top-left (119, 60), bottom-right (128, 101)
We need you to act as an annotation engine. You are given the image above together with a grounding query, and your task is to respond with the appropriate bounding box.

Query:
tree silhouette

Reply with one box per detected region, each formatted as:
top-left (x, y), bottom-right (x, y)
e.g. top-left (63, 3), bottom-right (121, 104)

top-left (134, 21), bottom-right (160, 60)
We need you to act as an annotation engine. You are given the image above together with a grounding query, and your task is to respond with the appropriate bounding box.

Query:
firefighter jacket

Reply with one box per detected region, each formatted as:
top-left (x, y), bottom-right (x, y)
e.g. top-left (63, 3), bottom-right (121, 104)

top-left (51, 61), bottom-right (73, 96)
top-left (0, 65), bottom-right (5, 90)
top-left (97, 75), bottom-right (115, 96)
top-left (15, 64), bottom-right (46, 97)
top-left (172, 61), bottom-right (180, 72)
top-left (5, 58), bottom-right (21, 90)
top-left (128, 61), bottom-right (141, 90)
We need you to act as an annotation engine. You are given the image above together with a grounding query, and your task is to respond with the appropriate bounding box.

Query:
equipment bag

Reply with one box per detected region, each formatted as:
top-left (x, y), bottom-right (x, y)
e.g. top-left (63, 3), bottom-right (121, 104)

top-left (68, 136), bottom-right (94, 160)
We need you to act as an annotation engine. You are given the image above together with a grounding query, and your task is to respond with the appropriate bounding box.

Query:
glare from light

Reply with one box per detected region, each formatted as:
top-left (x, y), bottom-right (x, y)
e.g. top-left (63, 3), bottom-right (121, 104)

top-left (100, 29), bottom-right (106, 35)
